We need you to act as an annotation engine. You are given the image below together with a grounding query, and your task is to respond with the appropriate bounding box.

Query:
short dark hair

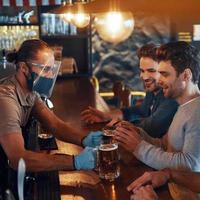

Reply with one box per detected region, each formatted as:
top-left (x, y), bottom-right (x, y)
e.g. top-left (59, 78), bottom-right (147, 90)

top-left (137, 43), bottom-right (158, 61)
top-left (156, 41), bottom-right (200, 84)
top-left (7, 39), bottom-right (52, 65)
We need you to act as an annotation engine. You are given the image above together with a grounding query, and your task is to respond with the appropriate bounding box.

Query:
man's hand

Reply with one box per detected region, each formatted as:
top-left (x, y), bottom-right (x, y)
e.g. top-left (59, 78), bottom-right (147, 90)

top-left (81, 106), bottom-right (111, 124)
top-left (114, 121), bottom-right (142, 152)
top-left (106, 118), bottom-right (122, 127)
top-left (74, 147), bottom-right (97, 170)
top-left (127, 171), bottom-right (170, 192)
top-left (82, 131), bottom-right (103, 147)
top-left (116, 121), bottom-right (140, 132)
top-left (130, 185), bottom-right (158, 200)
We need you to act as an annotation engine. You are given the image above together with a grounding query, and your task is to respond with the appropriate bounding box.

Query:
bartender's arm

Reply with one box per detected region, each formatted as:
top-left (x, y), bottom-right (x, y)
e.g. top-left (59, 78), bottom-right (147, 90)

top-left (32, 99), bottom-right (85, 145)
top-left (0, 132), bottom-right (74, 171)
top-left (0, 132), bottom-right (95, 172)
top-left (0, 97), bottom-right (97, 172)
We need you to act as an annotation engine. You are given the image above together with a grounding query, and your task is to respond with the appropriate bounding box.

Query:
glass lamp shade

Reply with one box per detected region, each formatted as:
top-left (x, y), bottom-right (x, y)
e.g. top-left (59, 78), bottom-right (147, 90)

top-left (71, 13), bottom-right (90, 28)
top-left (94, 12), bottom-right (134, 44)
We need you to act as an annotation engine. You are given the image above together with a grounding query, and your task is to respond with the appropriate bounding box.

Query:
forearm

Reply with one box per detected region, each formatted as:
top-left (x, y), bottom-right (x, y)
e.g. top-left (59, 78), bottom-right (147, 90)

top-left (168, 169), bottom-right (200, 193)
top-left (10, 150), bottom-right (74, 172)
top-left (33, 102), bottom-right (85, 145)
top-left (138, 128), bottom-right (163, 147)
top-left (135, 130), bottom-right (200, 170)
top-left (53, 119), bottom-right (84, 146)
top-left (133, 141), bottom-right (195, 170)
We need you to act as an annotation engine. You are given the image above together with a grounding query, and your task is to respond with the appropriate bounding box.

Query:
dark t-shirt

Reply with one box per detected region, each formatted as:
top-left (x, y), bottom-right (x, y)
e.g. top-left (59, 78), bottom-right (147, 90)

top-left (0, 75), bottom-right (42, 195)
top-left (122, 89), bottom-right (179, 138)
top-left (0, 75), bottom-right (41, 136)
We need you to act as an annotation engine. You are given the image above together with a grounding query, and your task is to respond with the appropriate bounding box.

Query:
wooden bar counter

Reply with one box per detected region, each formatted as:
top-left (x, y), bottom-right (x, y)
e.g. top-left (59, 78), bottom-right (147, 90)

top-left (47, 77), bottom-right (172, 200)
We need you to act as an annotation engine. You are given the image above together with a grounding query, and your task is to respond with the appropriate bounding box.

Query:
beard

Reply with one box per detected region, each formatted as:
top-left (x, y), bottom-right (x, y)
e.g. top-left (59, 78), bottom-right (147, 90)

top-left (163, 85), bottom-right (183, 99)
top-left (143, 79), bottom-right (159, 92)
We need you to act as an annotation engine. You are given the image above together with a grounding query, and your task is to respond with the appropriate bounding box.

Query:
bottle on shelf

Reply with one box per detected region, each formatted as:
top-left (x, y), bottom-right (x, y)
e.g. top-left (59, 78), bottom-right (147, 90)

top-left (41, 13), bottom-right (78, 36)
top-left (0, 25), bottom-right (39, 50)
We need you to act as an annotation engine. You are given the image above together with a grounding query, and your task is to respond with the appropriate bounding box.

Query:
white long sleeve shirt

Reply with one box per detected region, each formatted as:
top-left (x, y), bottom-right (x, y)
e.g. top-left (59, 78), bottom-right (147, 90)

top-left (133, 96), bottom-right (200, 200)
top-left (133, 96), bottom-right (200, 171)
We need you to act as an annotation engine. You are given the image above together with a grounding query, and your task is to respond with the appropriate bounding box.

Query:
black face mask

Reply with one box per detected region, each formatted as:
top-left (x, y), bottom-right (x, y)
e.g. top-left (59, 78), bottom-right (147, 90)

top-left (27, 72), bottom-right (54, 98)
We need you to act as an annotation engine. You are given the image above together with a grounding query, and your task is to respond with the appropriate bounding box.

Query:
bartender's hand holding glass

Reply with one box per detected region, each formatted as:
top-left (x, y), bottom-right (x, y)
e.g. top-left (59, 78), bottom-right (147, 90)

top-left (74, 147), bottom-right (97, 170)
top-left (114, 121), bottom-right (142, 152)
top-left (81, 106), bottom-right (111, 124)
top-left (82, 131), bottom-right (103, 147)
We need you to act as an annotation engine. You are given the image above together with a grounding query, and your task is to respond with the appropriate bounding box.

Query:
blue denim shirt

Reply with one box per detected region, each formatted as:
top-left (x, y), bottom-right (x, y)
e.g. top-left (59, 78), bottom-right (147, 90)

top-left (122, 89), bottom-right (179, 138)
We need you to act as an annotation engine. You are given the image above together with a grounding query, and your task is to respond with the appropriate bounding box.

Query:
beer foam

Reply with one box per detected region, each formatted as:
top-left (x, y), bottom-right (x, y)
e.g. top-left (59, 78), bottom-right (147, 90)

top-left (99, 143), bottom-right (118, 151)
top-left (103, 131), bottom-right (115, 136)
top-left (103, 127), bottom-right (115, 136)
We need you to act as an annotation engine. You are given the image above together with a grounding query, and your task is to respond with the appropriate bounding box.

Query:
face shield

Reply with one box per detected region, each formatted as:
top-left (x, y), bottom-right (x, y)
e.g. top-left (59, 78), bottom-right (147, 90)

top-left (27, 60), bottom-right (61, 98)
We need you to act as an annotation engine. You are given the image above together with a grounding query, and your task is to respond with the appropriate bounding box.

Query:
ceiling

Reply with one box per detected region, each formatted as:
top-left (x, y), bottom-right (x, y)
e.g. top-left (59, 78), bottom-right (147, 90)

top-left (50, 0), bottom-right (200, 32)
top-left (53, 0), bottom-right (200, 19)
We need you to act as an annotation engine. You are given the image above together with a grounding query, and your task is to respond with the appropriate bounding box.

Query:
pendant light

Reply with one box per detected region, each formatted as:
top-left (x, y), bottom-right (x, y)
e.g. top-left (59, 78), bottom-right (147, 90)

top-left (62, 0), bottom-right (91, 28)
top-left (94, 11), bottom-right (134, 44)
top-left (71, 13), bottom-right (90, 28)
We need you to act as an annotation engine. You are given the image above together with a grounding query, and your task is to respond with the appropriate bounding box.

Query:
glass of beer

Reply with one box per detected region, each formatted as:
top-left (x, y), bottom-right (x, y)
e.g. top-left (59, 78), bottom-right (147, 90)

top-left (98, 143), bottom-right (120, 181)
top-left (38, 122), bottom-right (53, 139)
top-left (102, 126), bottom-right (116, 144)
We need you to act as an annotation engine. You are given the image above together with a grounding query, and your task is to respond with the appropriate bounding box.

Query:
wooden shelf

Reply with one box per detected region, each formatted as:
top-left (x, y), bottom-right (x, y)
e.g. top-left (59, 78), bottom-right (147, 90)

top-left (0, 23), bottom-right (38, 26)
top-left (40, 34), bottom-right (88, 39)
top-left (57, 73), bottom-right (92, 79)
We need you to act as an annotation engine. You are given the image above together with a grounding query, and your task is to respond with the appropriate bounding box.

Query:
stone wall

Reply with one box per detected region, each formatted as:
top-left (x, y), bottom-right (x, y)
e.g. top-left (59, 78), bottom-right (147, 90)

top-left (92, 13), bottom-right (171, 91)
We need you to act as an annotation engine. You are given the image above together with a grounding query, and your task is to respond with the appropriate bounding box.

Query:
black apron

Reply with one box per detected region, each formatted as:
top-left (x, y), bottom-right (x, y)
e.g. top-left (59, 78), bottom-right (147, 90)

top-left (0, 145), bottom-right (8, 199)
top-left (0, 117), bottom-right (39, 200)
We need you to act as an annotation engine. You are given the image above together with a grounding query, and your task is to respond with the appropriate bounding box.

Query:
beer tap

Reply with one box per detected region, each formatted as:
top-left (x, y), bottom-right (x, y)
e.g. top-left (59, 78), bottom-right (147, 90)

top-left (17, 158), bottom-right (26, 200)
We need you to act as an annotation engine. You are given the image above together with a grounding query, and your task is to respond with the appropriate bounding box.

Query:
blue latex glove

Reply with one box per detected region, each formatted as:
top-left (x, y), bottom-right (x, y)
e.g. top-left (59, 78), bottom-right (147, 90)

top-left (74, 147), bottom-right (97, 170)
top-left (82, 131), bottom-right (103, 147)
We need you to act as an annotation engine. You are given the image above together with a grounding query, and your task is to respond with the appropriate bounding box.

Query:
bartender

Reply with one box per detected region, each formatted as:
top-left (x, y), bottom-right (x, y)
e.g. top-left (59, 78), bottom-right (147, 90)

top-left (0, 39), bottom-right (101, 191)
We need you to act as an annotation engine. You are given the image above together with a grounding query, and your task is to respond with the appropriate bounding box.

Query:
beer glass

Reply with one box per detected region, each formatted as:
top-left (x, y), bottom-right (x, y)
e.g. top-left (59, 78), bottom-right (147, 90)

top-left (38, 122), bottom-right (53, 139)
top-left (102, 126), bottom-right (115, 144)
top-left (37, 99), bottom-right (54, 139)
top-left (98, 143), bottom-right (120, 181)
